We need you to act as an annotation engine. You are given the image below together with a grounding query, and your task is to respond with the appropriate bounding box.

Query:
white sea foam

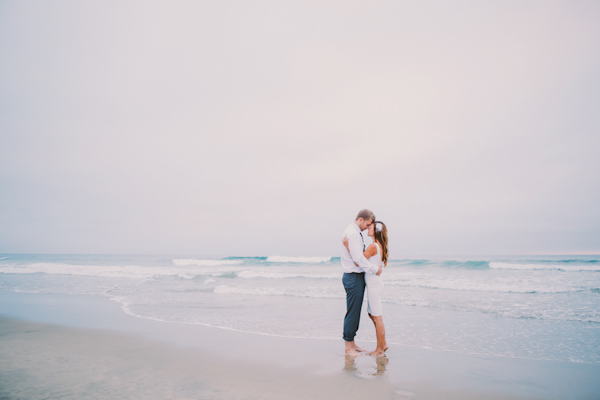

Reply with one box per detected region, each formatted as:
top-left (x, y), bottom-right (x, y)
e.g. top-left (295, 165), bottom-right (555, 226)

top-left (0, 262), bottom-right (223, 280)
top-left (213, 284), bottom-right (343, 299)
top-left (489, 262), bottom-right (600, 271)
top-left (236, 269), bottom-right (337, 280)
top-left (0, 261), bottom-right (338, 281)
top-left (214, 285), bottom-right (287, 296)
top-left (384, 277), bottom-right (587, 294)
top-left (266, 256), bottom-right (332, 263)
top-left (172, 258), bottom-right (244, 266)
top-left (109, 295), bottom-right (339, 341)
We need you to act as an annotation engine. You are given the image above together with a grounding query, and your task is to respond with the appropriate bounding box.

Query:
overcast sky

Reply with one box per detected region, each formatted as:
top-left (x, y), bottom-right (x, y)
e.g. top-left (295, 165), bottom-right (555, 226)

top-left (1, 1), bottom-right (599, 257)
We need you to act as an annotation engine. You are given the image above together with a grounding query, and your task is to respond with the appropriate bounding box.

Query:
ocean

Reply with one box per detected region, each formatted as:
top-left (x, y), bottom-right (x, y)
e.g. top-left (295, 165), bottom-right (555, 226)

top-left (1, 254), bottom-right (599, 365)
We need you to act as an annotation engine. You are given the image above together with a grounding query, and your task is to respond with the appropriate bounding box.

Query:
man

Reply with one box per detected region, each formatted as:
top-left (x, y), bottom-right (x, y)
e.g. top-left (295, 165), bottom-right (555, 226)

top-left (341, 209), bottom-right (382, 355)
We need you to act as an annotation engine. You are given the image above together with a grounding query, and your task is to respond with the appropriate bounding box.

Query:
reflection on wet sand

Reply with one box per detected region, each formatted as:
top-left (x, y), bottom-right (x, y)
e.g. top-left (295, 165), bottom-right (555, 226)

top-left (344, 355), bottom-right (358, 372)
top-left (373, 356), bottom-right (389, 376)
top-left (344, 354), bottom-right (389, 377)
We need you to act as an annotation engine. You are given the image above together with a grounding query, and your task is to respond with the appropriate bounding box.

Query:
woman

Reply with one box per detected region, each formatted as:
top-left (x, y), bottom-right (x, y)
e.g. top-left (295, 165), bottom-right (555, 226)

top-left (343, 220), bottom-right (389, 356)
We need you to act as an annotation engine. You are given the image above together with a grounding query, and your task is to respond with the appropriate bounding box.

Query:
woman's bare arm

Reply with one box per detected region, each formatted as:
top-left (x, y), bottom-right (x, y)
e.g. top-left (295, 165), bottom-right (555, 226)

top-left (342, 236), bottom-right (359, 266)
top-left (363, 243), bottom-right (377, 259)
top-left (343, 237), bottom-right (377, 266)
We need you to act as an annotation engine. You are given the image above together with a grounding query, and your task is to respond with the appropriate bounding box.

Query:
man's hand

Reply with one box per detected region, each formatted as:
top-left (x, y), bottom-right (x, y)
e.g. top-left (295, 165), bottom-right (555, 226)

top-left (376, 266), bottom-right (383, 276)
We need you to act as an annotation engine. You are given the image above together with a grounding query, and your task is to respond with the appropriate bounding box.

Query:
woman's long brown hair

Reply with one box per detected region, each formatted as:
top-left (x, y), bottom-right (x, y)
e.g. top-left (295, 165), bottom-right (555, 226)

top-left (373, 221), bottom-right (388, 267)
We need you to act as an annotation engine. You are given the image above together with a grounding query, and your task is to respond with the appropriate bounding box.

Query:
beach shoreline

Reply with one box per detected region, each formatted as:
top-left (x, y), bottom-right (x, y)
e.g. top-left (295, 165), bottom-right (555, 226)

top-left (1, 291), bottom-right (599, 399)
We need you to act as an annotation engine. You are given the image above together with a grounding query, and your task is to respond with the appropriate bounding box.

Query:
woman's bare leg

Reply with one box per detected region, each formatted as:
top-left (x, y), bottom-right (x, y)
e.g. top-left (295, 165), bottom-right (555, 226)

top-left (368, 313), bottom-right (387, 356)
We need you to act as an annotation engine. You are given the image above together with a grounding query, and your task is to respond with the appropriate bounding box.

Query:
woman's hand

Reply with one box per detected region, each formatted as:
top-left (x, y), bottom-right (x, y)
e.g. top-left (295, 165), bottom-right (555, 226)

top-left (342, 237), bottom-right (359, 266)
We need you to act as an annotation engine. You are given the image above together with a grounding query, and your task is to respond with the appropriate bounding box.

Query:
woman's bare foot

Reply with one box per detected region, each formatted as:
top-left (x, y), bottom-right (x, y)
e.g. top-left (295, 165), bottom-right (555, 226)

top-left (369, 349), bottom-right (386, 357)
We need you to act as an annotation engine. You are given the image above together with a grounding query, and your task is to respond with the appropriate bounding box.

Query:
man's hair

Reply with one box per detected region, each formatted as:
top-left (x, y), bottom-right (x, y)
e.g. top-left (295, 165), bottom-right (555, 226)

top-left (355, 209), bottom-right (375, 221)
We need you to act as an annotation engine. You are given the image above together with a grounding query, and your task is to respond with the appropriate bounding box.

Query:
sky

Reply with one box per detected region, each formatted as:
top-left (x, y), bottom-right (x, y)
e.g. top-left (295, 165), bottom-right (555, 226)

top-left (1, 0), bottom-right (599, 257)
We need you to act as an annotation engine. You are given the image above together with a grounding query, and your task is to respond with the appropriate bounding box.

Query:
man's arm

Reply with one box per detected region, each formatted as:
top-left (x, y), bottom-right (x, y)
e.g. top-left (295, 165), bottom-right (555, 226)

top-left (347, 233), bottom-right (380, 275)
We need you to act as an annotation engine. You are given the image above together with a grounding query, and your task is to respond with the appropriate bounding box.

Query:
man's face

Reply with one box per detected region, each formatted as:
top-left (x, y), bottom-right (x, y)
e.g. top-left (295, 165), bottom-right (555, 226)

top-left (358, 218), bottom-right (373, 231)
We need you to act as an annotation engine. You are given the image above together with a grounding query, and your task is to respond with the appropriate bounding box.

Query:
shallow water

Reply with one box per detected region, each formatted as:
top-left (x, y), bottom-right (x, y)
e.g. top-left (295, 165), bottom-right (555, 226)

top-left (1, 253), bottom-right (599, 364)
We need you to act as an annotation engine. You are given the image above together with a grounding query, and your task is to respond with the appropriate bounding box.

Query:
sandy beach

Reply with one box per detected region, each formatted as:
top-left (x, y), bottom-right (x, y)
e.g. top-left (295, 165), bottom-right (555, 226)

top-left (0, 317), bottom-right (397, 400)
top-left (1, 291), bottom-right (599, 400)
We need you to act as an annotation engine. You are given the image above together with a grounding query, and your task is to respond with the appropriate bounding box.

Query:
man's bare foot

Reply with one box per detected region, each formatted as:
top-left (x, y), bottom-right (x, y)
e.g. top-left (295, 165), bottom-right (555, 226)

top-left (345, 341), bottom-right (364, 356)
top-left (353, 344), bottom-right (367, 352)
top-left (345, 348), bottom-right (363, 356)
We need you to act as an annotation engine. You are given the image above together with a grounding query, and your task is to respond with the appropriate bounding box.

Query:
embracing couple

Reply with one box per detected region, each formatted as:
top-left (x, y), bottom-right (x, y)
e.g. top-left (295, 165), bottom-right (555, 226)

top-left (341, 209), bottom-right (389, 357)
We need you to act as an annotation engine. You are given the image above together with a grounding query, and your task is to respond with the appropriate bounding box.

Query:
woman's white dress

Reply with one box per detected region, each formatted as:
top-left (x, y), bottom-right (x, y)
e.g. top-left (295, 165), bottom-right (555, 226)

top-left (365, 242), bottom-right (384, 316)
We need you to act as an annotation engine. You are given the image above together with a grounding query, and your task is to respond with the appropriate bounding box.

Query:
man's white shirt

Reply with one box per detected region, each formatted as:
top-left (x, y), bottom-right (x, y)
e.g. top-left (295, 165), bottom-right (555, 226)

top-left (341, 222), bottom-right (379, 275)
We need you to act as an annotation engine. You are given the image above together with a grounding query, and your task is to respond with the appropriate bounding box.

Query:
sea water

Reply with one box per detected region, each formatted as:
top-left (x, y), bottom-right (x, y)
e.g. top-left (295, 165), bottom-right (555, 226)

top-left (1, 254), bottom-right (599, 364)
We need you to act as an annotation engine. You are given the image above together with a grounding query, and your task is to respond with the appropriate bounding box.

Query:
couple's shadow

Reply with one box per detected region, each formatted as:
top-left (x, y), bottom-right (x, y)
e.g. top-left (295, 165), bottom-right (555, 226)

top-left (344, 354), bottom-right (389, 377)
